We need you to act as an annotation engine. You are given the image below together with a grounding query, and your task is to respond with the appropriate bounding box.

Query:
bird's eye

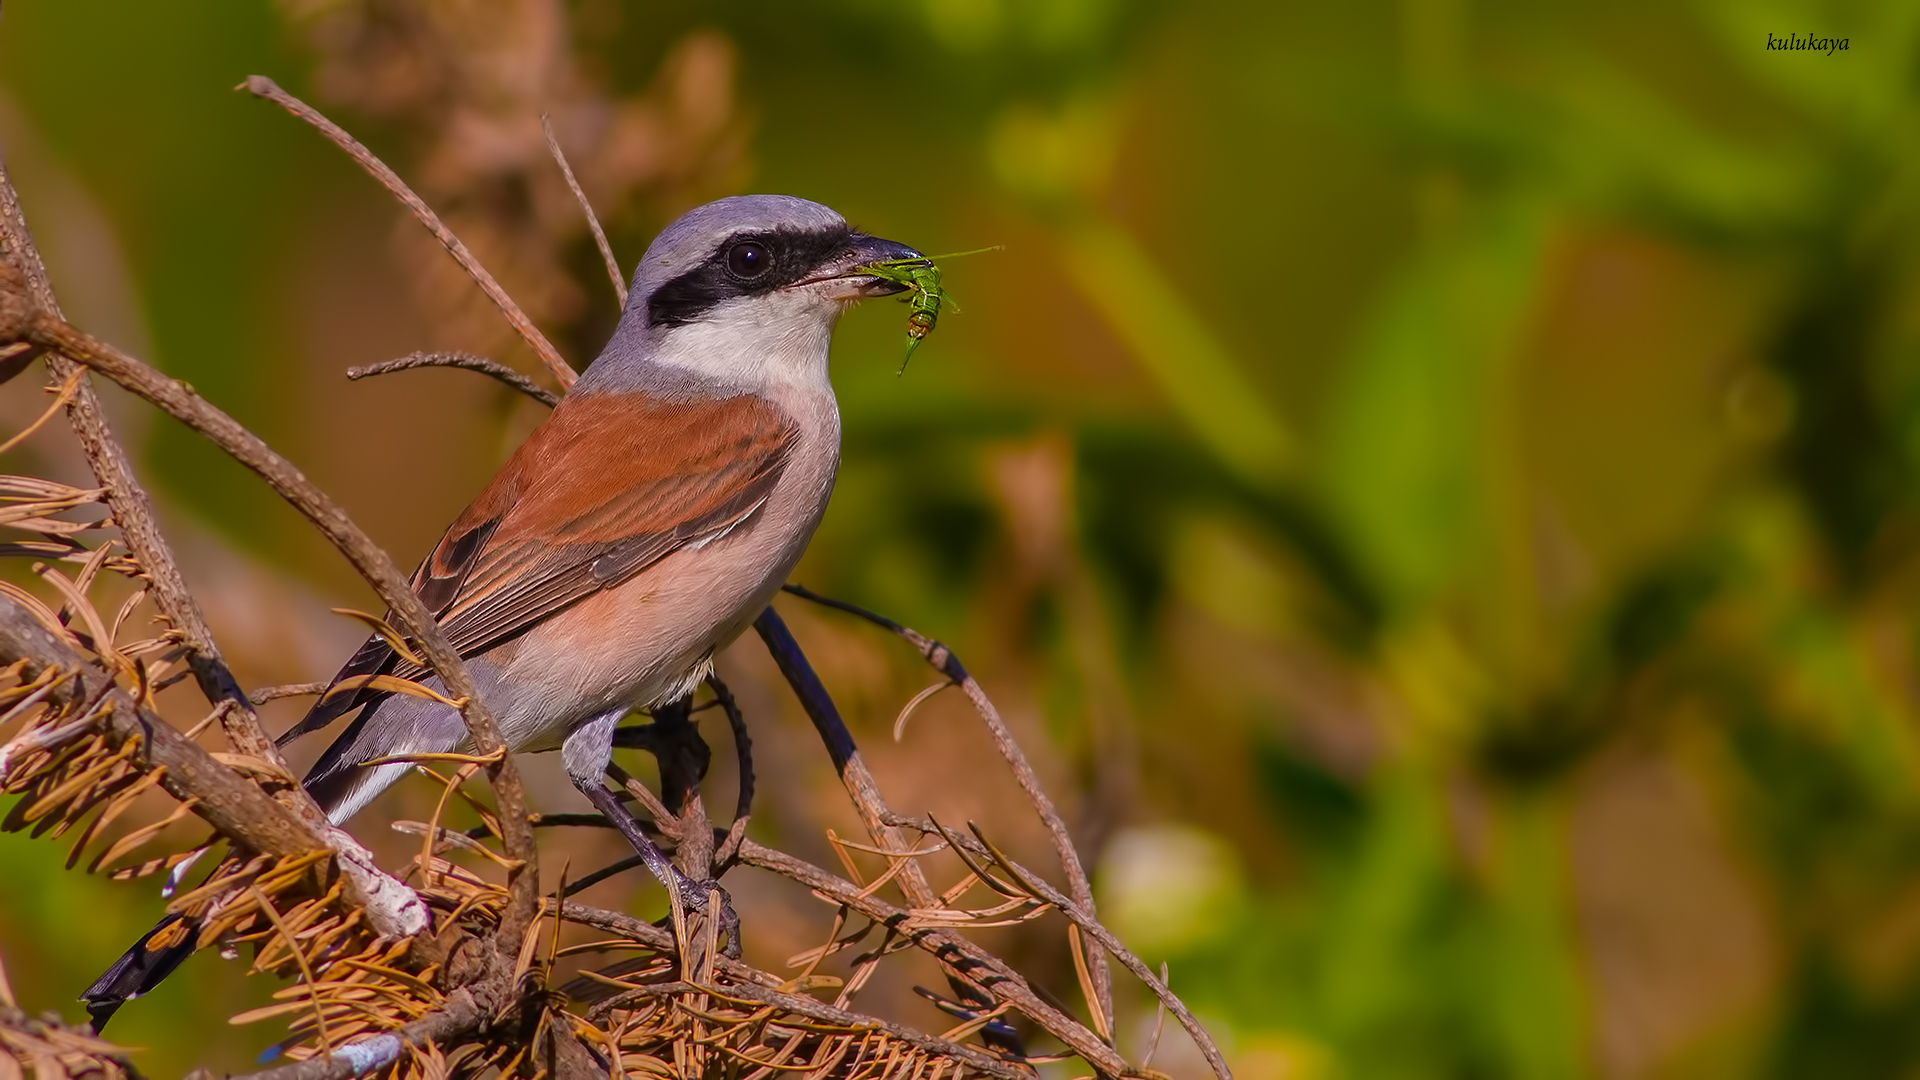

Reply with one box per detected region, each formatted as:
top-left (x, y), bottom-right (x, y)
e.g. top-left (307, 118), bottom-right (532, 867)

top-left (727, 240), bottom-right (771, 278)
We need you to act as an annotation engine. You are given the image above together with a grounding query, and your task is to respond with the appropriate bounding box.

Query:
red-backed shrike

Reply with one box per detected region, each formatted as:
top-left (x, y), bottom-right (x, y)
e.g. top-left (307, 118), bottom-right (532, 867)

top-left (84, 194), bottom-right (923, 1026)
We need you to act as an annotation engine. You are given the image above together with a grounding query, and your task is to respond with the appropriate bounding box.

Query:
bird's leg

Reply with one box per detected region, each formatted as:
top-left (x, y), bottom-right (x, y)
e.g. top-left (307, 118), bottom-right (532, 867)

top-left (647, 697), bottom-right (718, 881)
top-left (564, 705), bottom-right (739, 957)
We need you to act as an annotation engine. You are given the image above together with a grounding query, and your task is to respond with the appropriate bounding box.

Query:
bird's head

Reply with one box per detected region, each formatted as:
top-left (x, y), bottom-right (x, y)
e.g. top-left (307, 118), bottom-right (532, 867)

top-left (585, 195), bottom-right (923, 395)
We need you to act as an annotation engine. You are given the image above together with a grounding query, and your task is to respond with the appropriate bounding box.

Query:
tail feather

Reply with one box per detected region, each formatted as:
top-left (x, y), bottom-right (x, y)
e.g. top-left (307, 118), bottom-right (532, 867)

top-left (78, 702), bottom-right (382, 1029)
top-left (80, 656), bottom-right (480, 1025)
top-left (80, 912), bottom-right (200, 1032)
top-left (301, 691), bottom-right (471, 825)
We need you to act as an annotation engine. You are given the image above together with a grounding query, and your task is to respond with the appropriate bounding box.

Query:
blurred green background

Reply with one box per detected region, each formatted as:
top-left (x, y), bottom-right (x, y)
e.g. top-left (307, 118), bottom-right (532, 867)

top-left (2, 1), bottom-right (1917, 1077)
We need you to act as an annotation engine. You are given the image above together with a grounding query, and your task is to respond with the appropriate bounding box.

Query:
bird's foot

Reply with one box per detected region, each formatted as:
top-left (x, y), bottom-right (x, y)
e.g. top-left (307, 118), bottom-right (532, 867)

top-left (669, 872), bottom-right (742, 960)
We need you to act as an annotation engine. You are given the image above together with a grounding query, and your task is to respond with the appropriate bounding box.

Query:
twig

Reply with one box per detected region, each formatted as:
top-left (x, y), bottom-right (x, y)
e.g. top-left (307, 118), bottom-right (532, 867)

top-left (562, 852), bottom-right (646, 896)
top-left (0, 264), bottom-right (540, 945)
top-left (606, 762), bottom-right (677, 833)
top-left (588, 980), bottom-right (1028, 1080)
top-left (249, 682), bottom-right (328, 706)
top-left (557, 901), bottom-right (768, 986)
top-left (0, 601), bottom-right (334, 887)
top-left (224, 986), bottom-right (488, 1080)
top-left (755, 608), bottom-right (1039, 1058)
top-left (706, 674), bottom-right (752, 868)
top-left (239, 76), bottom-right (576, 392)
top-left (885, 813), bottom-right (1230, 1080)
top-left (783, 582), bottom-right (1114, 1030)
top-left (0, 159), bottom-right (309, 807)
top-left (0, 1001), bottom-right (143, 1080)
top-left (539, 115), bottom-right (626, 308)
top-left (734, 839), bottom-right (1134, 1078)
top-left (1143, 962), bottom-right (1170, 1071)
top-left (751, 608), bottom-right (938, 908)
top-left (347, 352), bottom-right (559, 408)
top-left (649, 698), bottom-right (713, 881)
top-left (556, 822), bottom-right (1144, 1068)
top-left (0, 157), bottom-right (434, 946)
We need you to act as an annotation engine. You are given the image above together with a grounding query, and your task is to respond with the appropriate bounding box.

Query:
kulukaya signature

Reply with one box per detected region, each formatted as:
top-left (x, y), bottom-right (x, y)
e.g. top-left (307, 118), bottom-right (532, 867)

top-left (1766, 32), bottom-right (1849, 54)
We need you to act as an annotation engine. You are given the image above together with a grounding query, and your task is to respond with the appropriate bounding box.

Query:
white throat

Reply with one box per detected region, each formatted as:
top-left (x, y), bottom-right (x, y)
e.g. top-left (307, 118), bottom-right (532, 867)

top-left (647, 291), bottom-right (842, 394)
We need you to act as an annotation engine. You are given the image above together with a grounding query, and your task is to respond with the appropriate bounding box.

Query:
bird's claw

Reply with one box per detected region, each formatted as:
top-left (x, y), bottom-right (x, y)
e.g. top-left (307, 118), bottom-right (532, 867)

top-left (671, 874), bottom-right (742, 958)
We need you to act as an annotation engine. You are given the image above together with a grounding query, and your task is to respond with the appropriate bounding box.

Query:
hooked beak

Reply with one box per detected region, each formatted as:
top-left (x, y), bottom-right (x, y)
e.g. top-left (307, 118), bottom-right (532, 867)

top-left (796, 233), bottom-right (926, 300)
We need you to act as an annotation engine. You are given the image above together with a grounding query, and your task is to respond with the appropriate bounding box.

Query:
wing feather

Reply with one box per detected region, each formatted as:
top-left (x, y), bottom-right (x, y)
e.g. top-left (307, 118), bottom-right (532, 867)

top-left (283, 392), bottom-right (797, 748)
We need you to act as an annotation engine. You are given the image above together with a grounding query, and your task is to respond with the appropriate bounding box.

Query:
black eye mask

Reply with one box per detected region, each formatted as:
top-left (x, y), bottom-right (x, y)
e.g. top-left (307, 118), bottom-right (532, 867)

top-left (648, 224), bottom-right (855, 328)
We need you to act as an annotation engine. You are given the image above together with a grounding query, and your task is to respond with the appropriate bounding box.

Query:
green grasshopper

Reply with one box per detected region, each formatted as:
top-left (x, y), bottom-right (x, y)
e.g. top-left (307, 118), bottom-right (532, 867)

top-left (847, 246), bottom-right (1000, 374)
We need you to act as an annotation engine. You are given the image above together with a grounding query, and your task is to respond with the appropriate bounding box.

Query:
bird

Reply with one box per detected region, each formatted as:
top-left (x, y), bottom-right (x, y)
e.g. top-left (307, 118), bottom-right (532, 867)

top-left (80, 193), bottom-right (924, 1029)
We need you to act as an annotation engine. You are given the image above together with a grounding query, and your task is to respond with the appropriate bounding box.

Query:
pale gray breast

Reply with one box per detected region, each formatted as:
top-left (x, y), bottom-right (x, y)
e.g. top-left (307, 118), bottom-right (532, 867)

top-left (683, 382), bottom-right (841, 644)
top-left (498, 386), bottom-right (840, 735)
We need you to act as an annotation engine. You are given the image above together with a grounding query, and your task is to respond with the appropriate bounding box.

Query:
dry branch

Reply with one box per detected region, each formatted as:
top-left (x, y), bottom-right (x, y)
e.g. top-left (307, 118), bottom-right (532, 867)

top-left (240, 77), bottom-right (577, 393)
top-left (591, 981), bottom-right (1028, 1080)
top-left (557, 901), bottom-right (1031, 1080)
top-left (784, 583), bottom-right (1115, 1027)
top-left (0, 260), bottom-right (540, 944)
top-left (753, 609), bottom-right (941, 910)
top-left (0, 161), bottom-right (301, 798)
top-left (0, 599), bottom-right (326, 880)
top-left (347, 352), bottom-right (559, 408)
top-left (885, 813), bottom-right (1229, 1079)
top-left (735, 838), bottom-right (1135, 1077)
top-left (0, 1001), bottom-right (140, 1080)
top-left (540, 115), bottom-right (627, 309)
top-left (227, 987), bottom-right (490, 1080)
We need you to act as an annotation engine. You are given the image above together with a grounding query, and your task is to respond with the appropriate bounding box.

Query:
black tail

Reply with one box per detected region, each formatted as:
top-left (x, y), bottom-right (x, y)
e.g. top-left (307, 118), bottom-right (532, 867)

top-left (78, 625), bottom-right (403, 1030)
top-left (79, 703), bottom-right (380, 1030)
top-left (80, 912), bottom-right (201, 1032)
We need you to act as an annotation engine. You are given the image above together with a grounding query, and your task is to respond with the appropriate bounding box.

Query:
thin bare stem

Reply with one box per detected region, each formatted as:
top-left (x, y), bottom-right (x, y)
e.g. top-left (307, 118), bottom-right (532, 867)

top-left (240, 76), bottom-right (576, 392)
top-left (347, 351), bottom-right (559, 408)
top-left (561, 852), bottom-right (645, 895)
top-left (248, 683), bottom-right (329, 706)
top-left (1, 603), bottom-right (334, 878)
top-left (734, 839), bottom-right (1133, 1078)
top-left (539, 114), bottom-right (627, 308)
top-left (885, 812), bottom-right (1230, 1080)
top-left (751, 609), bottom-right (938, 915)
top-left (0, 158), bottom-right (305, 799)
top-left (706, 674), bottom-right (752, 868)
top-left (227, 987), bottom-right (489, 1080)
top-left (781, 582), bottom-right (1114, 1030)
top-left (0, 1000), bottom-right (139, 1079)
top-left (0, 265), bottom-right (540, 944)
top-left (588, 980), bottom-right (1027, 1080)
top-left (0, 158), bottom-right (446, 959)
